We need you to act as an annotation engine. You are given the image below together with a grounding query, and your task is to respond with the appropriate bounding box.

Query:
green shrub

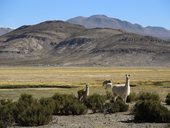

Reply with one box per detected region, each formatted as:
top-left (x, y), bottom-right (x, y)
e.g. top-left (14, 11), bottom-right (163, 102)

top-left (165, 93), bottom-right (170, 105)
top-left (117, 99), bottom-right (129, 112)
top-left (138, 92), bottom-right (160, 101)
top-left (134, 100), bottom-right (170, 123)
top-left (104, 99), bottom-right (129, 113)
top-left (85, 94), bottom-right (106, 113)
top-left (39, 97), bottom-right (55, 113)
top-left (105, 91), bottom-right (112, 100)
top-left (17, 103), bottom-right (53, 126)
top-left (0, 99), bottom-right (15, 127)
top-left (126, 92), bottom-right (138, 103)
top-left (52, 93), bottom-right (87, 115)
top-left (0, 99), bottom-right (13, 105)
top-left (0, 121), bottom-right (4, 128)
top-left (14, 94), bottom-right (53, 126)
top-left (52, 93), bottom-right (65, 114)
top-left (70, 102), bottom-right (87, 115)
top-left (14, 94), bottom-right (36, 122)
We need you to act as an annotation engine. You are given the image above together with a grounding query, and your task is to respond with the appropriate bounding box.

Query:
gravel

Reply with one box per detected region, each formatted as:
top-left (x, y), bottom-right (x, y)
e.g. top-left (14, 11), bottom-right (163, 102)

top-left (11, 112), bottom-right (168, 128)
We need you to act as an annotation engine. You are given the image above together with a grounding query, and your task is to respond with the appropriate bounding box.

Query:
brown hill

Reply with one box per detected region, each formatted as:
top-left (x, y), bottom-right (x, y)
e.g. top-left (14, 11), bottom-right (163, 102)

top-left (0, 21), bottom-right (170, 66)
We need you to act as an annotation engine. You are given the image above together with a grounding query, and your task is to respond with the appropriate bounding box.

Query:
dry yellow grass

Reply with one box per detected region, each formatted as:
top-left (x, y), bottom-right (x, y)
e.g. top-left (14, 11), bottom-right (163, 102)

top-left (0, 67), bottom-right (170, 86)
top-left (0, 67), bottom-right (169, 100)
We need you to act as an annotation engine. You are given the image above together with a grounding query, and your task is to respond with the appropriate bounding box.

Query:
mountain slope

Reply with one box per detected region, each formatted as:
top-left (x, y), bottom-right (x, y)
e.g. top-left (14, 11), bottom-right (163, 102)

top-left (0, 21), bottom-right (170, 66)
top-left (67, 15), bottom-right (170, 40)
top-left (0, 27), bottom-right (13, 36)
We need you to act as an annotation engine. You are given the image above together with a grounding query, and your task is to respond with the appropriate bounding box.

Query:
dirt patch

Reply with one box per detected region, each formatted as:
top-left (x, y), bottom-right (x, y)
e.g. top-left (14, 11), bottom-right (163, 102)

top-left (12, 112), bottom-right (168, 128)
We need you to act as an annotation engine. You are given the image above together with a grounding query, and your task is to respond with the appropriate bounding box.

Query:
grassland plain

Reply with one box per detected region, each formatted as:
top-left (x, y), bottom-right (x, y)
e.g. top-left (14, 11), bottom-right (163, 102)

top-left (0, 67), bottom-right (170, 100)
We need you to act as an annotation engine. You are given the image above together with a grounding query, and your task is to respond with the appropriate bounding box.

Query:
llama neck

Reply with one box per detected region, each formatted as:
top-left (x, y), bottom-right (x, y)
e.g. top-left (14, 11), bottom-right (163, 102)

top-left (86, 87), bottom-right (89, 96)
top-left (125, 78), bottom-right (130, 88)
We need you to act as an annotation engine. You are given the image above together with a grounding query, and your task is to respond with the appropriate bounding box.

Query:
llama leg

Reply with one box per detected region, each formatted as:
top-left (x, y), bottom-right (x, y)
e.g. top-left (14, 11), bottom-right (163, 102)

top-left (124, 95), bottom-right (127, 104)
top-left (79, 95), bottom-right (83, 101)
top-left (114, 96), bottom-right (117, 102)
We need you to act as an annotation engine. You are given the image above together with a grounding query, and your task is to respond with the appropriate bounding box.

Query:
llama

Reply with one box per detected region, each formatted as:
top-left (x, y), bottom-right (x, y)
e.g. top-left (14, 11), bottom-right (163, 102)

top-left (112, 74), bottom-right (130, 103)
top-left (103, 80), bottom-right (113, 89)
top-left (77, 83), bottom-right (89, 101)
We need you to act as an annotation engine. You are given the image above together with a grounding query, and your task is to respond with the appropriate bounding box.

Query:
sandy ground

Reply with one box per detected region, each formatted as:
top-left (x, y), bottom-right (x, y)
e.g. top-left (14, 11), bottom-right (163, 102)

top-left (10, 111), bottom-right (169, 128)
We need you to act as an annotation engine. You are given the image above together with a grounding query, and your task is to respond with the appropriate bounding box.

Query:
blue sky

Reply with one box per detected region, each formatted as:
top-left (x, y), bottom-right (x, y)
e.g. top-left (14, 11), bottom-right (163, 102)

top-left (1, 0), bottom-right (170, 29)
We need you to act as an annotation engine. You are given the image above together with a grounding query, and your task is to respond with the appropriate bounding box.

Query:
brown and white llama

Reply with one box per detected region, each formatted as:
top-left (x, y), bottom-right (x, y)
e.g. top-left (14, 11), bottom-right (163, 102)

top-left (77, 83), bottom-right (89, 101)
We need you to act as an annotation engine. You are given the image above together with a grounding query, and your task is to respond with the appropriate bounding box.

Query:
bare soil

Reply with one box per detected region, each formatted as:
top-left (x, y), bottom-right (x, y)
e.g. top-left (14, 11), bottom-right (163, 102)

top-left (11, 111), bottom-right (168, 128)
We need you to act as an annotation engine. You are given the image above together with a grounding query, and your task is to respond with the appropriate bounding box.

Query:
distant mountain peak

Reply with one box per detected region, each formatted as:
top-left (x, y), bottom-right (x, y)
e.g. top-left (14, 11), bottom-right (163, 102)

top-left (89, 14), bottom-right (109, 18)
top-left (67, 15), bottom-right (170, 40)
top-left (0, 27), bottom-right (13, 36)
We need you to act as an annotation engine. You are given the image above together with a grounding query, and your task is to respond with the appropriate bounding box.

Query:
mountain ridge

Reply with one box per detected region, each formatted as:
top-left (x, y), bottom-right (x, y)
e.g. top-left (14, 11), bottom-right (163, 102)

top-left (0, 20), bottom-right (170, 67)
top-left (67, 15), bottom-right (170, 40)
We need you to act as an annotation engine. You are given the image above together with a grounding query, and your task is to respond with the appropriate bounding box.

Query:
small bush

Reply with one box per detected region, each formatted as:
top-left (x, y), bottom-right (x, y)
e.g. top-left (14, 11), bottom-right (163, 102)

top-left (39, 97), bottom-right (55, 113)
top-left (52, 93), bottom-right (87, 115)
top-left (117, 99), bottom-right (129, 112)
top-left (0, 99), bottom-right (13, 105)
top-left (134, 100), bottom-right (170, 123)
top-left (126, 92), bottom-right (138, 103)
top-left (0, 121), bottom-right (4, 128)
top-left (17, 103), bottom-right (53, 126)
top-left (14, 94), bottom-right (53, 126)
top-left (0, 99), bottom-right (15, 127)
top-left (165, 93), bottom-right (170, 105)
top-left (105, 91), bottom-right (112, 100)
top-left (67, 100), bottom-right (87, 115)
top-left (14, 94), bottom-right (36, 122)
top-left (138, 92), bottom-right (160, 101)
top-left (104, 99), bottom-right (129, 113)
top-left (85, 94), bottom-right (106, 113)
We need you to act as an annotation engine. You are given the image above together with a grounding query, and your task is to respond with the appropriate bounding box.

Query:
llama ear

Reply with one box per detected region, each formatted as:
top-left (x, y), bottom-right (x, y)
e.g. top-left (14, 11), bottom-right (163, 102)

top-left (128, 74), bottom-right (130, 77)
top-left (125, 74), bottom-right (127, 77)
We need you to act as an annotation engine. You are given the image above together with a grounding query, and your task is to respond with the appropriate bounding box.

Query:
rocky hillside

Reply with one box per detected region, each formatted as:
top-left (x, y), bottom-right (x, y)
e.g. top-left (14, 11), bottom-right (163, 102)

top-left (0, 21), bottom-right (170, 66)
top-left (67, 15), bottom-right (170, 41)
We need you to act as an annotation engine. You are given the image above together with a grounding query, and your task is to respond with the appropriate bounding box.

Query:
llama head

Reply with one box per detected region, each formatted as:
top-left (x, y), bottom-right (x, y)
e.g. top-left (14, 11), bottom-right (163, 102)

top-left (103, 80), bottom-right (112, 88)
top-left (85, 83), bottom-right (89, 88)
top-left (125, 74), bottom-right (130, 80)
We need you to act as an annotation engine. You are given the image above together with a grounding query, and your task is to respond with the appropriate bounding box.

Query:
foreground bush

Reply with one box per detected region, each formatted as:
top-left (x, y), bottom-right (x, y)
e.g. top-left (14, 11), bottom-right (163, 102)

top-left (52, 93), bottom-right (87, 115)
top-left (0, 99), bottom-right (15, 127)
top-left (104, 99), bottom-right (129, 113)
top-left (138, 92), bottom-right (160, 101)
top-left (14, 94), bottom-right (53, 126)
top-left (85, 94), bottom-right (106, 113)
top-left (0, 121), bottom-right (4, 128)
top-left (134, 100), bottom-right (170, 123)
top-left (165, 93), bottom-right (170, 105)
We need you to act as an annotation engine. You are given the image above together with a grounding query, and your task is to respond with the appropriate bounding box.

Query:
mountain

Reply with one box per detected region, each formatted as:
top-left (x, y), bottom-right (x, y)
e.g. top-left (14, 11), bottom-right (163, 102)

top-left (0, 21), bottom-right (170, 67)
top-left (0, 27), bottom-right (13, 36)
top-left (67, 15), bottom-right (170, 40)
